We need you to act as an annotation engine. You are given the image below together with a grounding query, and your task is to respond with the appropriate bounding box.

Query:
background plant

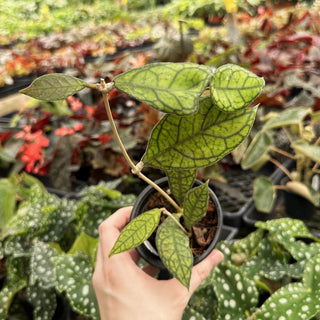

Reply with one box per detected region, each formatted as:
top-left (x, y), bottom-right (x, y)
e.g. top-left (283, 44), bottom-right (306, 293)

top-left (183, 218), bottom-right (320, 320)
top-left (0, 173), bottom-right (136, 320)
top-left (241, 106), bottom-right (320, 212)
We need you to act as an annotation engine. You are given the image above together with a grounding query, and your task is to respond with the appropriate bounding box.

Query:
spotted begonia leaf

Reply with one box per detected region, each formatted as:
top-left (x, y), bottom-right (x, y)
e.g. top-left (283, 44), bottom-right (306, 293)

top-left (263, 260), bottom-right (306, 281)
top-left (263, 106), bottom-right (311, 130)
top-left (30, 241), bottom-right (60, 289)
top-left (156, 216), bottom-right (193, 288)
top-left (253, 176), bottom-right (276, 213)
top-left (0, 278), bottom-right (27, 320)
top-left (20, 74), bottom-right (86, 101)
top-left (26, 283), bottom-right (57, 320)
top-left (252, 254), bottom-right (320, 320)
top-left (114, 62), bottom-right (212, 116)
top-left (210, 64), bottom-right (264, 112)
top-left (232, 228), bottom-right (265, 256)
top-left (68, 231), bottom-right (98, 266)
top-left (166, 169), bottom-right (196, 205)
top-left (256, 218), bottom-right (317, 240)
top-left (182, 306), bottom-right (207, 320)
top-left (142, 97), bottom-right (257, 170)
top-left (53, 254), bottom-right (99, 319)
top-left (109, 209), bottom-right (161, 256)
top-left (183, 181), bottom-right (209, 230)
top-left (241, 131), bottom-right (273, 170)
top-left (213, 263), bottom-right (259, 320)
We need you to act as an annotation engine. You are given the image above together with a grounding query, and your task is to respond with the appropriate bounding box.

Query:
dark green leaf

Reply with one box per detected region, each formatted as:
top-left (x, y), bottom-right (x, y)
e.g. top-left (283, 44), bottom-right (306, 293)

top-left (156, 217), bottom-right (193, 288)
top-left (183, 181), bottom-right (209, 230)
top-left (166, 169), bottom-right (196, 205)
top-left (114, 62), bottom-right (212, 116)
top-left (109, 209), bottom-right (161, 256)
top-left (20, 74), bottom-right (86, 101)
top-left (142, 96), bottom-right (257, 170)
top-left (253, 176), bottom-right (276, 213)
top-left (210, 64), bottom-right (264, 112)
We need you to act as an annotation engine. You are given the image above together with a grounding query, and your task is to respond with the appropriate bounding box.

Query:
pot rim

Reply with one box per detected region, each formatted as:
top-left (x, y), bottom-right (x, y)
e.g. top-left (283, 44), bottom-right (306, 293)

top-left (130, 176), bottom-right (223, 270)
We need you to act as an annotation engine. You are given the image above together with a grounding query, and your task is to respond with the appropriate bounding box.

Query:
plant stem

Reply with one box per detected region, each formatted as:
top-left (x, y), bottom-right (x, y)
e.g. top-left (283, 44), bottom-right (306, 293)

top-left (161, 208), bottom-right (188, 235)
top-left (268, 146), bottom-right (295, 160)
top-left (99, 79), bottom-right (181, 212)
top-left (269, 157), bottom-right (294, 181)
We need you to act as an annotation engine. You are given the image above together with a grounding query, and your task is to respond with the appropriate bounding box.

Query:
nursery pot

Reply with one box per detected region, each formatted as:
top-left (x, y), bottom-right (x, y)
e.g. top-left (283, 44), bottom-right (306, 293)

top-left (282, 189), bottom-right (317, 220)
top-left (130, 177), bottom-right (223, 271)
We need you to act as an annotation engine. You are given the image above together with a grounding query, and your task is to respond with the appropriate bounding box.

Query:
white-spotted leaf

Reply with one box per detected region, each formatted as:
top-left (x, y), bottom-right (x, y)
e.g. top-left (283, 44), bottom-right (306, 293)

top-left (114, 62), bottom-right (212, 116)
top-left (142, 96), bottom-right (258, 170)
top-left (109, 208), bottom-right (161, 256)
top-left (210, 64), bottom-right (264, 112)
top-left (156, 217), bottom-right (193, 288)
top-left (183, 181), bottom-right (209, 230)
top-left (20, 73), bottom-right (86, 101)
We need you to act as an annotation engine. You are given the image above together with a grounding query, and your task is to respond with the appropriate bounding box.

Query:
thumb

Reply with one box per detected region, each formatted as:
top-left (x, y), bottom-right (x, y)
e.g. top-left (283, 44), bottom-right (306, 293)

top-left (189, 249), bottom-right (224, 294)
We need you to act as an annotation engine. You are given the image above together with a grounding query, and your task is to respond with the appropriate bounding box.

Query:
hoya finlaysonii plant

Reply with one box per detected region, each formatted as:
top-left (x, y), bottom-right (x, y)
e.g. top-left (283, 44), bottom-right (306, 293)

top-left (21, 62), bottom-right (264, 288)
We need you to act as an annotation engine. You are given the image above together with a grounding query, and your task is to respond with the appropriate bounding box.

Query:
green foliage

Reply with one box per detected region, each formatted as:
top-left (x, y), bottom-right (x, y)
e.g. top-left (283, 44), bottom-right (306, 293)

top-left (109, 208), bottom-right (162, 256)
top-left (156, 216), bottom-right (193, 288)
top-left (210, 64), bottom-right (265, 113)
top-left (183, 181), bottom-right (209, 230)
top-left (0, 174), bottom-right (136, 319)
top-left (242, 106), bottom-right (320, 211)
top-left (114, 63), bottom-right (212, 116)
top-left (183, 218), bottom-right (320, 319)
top-left (21, 62), bottom-right (264, 289)
top-left (253, 176), bottom-right (275, 213)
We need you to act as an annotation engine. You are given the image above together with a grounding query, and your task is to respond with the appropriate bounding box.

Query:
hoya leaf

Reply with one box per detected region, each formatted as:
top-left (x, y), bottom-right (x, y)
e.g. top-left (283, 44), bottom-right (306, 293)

top-left (210, 64), bottom-right (264, 112)
top-left (263, 107), bottom-right (311, 130)
top-left (20, 74), bottom-right (86, 101)
top-left (142, 96), bottom-right (257, 170)
top-left (26, 283), bottom-right (57, 320)
top-left (183, 181), bottom-right (209, 230)
top-left (114, 62), bottom-right (212, 116)
top-left (156, 217), bottom-right (193, 288)
top-left (213, 263), bottom-right (259, 320)
top-left (241, 131), bottom-right (273, 170)
top-left (109, 209), bottom-right (161, 256)
top-left (252, 254), bottom-right (320, 320)
top-left (291, 140), bottom-right (320, 165)
top-left (53, 254), bottom-right (99, 320)
top-left (166, 169), bottom-right (196, 206)
top-left (253, 176), bottom-right (276, 213)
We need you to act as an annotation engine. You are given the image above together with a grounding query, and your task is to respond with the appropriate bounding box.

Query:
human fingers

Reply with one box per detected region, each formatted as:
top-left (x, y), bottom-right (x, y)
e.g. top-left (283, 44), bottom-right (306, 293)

top-left (188, 249), bottom-right (224, 294)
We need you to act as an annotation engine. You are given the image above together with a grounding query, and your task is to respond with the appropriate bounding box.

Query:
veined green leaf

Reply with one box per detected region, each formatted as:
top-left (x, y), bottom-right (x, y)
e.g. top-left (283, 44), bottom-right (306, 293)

top-left (166, 169), bottom-right (196, 205)
top-left (241, 131), bottom-right (273, 170)
top-left (183, 181), bottom-right (209, 230)
top-left (156, 217), bottom-right (193, 288)
top-left (142, 97), bottom-right (257, 170)
top-left (20, 74), bottom-right (86, 101)
top-left (253, 177), bottom-right (276, 213)
top-left (109, 209), bottom-right (161, 256)
top-left (264, 107), bottom-right (311, 130)
top-left (210, 64), bottom-right (264, 112)
top-left (291, 140), bottom-right (320, 165)
top-left (114, 62), bottom-right (212, 116)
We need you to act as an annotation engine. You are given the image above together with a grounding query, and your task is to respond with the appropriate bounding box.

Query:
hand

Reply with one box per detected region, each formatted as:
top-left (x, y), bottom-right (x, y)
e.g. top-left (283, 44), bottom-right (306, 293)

top-left (93, 206), bottom-right (224, 320)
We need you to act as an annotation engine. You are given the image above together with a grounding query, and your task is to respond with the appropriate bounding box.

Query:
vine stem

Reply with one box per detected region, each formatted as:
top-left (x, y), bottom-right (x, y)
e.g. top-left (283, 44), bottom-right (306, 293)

top-left (269, 157), bottom-right (294, 181)
top-left (99, 79), bottom-right (181, 213)
top-left (161, 208), bottom-right (188, 235)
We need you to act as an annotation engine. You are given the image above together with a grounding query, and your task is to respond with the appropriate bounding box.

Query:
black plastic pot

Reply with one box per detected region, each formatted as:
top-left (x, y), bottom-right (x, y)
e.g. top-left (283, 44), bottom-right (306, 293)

top-left (130, 177), bottom-right (223, 270)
